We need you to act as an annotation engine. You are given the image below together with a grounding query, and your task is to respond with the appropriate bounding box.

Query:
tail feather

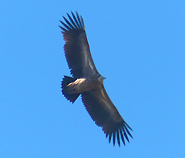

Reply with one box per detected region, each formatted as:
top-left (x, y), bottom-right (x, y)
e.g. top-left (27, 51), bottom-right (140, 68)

top-left (61, 75), bottom-right (80, 103)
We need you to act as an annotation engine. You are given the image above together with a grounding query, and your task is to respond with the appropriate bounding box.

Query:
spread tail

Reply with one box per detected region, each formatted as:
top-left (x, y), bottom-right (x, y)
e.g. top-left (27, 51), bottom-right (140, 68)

top-left (61, 75), bottom-right (80, 103)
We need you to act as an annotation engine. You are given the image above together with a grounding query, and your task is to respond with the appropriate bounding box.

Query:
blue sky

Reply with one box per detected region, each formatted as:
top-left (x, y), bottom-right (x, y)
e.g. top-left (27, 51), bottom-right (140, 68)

top-left (1, 0), bottom-right (185, 157)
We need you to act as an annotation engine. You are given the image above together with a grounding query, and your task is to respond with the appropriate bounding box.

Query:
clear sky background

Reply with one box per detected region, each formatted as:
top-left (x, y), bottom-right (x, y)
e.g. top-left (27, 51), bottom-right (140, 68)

top-left (1, 0), bottom-right (185, 158)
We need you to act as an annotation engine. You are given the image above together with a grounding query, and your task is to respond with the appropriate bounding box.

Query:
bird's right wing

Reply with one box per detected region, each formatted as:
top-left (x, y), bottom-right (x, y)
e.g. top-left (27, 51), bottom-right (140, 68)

top-left (59, 12), bottom-right (100, 78)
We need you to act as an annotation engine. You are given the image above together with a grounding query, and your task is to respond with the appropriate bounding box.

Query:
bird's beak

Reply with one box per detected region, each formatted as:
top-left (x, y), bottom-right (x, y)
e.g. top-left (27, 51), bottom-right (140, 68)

top-left (101, 76), bottom-right (106, 80)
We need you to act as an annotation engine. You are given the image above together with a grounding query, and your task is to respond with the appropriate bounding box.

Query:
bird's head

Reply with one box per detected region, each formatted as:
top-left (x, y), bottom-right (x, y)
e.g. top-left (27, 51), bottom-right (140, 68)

top-left (98, 76), bottom-right (106, 83)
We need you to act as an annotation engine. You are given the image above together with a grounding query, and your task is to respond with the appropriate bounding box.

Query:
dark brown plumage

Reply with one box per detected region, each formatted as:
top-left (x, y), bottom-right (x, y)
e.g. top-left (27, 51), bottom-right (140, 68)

top-left (60, 11), bottom-right (133, 146)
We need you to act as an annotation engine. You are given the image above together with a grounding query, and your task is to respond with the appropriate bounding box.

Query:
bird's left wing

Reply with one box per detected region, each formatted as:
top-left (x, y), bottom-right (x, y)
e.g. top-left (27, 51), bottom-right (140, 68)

top-left (82, 84), bottom-right (133, 146)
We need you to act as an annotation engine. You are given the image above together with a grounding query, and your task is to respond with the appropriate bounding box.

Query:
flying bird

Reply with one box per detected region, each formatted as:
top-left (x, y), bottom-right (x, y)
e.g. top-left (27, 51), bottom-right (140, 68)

top-left (59, 12), bottom-right (133, 146)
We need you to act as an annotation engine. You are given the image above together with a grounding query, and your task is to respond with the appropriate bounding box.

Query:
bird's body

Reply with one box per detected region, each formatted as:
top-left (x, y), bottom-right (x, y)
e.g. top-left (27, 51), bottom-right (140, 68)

top-left (64, 77), bottom-right (102, 94)
top-left (60, 12), bottom-right (133, 146)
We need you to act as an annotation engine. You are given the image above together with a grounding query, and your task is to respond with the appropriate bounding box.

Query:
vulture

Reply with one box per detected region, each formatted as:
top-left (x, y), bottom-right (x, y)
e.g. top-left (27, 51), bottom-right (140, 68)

top-left (60, 12), bottom-right (133, 146)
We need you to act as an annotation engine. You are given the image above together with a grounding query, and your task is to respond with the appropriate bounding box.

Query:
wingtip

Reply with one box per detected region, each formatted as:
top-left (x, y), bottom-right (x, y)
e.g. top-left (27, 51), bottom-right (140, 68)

top-left (104, 121), bottom-right (133, 146)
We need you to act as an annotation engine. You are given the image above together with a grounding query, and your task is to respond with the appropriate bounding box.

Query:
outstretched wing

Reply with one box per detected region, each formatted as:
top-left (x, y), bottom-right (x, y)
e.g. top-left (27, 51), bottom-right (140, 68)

top-left (59, 12), bottom-right (100, 78)
top-left (82, 85), bottom-right (133, 146)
